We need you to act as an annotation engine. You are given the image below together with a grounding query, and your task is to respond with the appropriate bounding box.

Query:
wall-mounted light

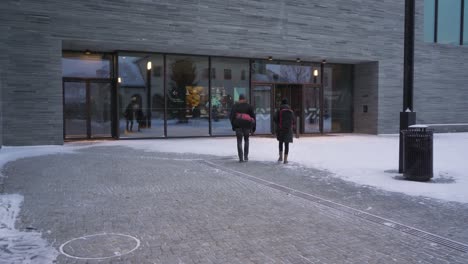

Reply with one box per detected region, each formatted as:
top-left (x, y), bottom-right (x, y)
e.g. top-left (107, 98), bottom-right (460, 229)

top-left (84, 49), bottom-right (91, 55)
top-left (118, 77), bottom-right (122, 83)
top-left (147, 61), bottom-right (152, 70)
top-left (268, 56), bottom-right (273, 61)
top-left (321, 59), bottom-right (327, 64)
top-left (296, 58), bottom-right (301, 63)
top-left (313, 69), bottom-right (319, 77)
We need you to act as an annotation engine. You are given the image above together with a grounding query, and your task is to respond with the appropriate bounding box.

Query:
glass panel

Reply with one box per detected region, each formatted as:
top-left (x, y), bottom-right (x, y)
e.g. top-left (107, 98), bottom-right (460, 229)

top-left (253, 85), bottom-right (271, 134)
top-left (464, 2), bottom-right (468, 44)
top-left (62, 53), bottom-right (111, 78)
top-left (64, 82), bottom-right (87, 138)
top-left (166, 55), bottom-right (209, 137)
top-left (437, 0), bottom-right (462, 44)
top-left (323, 65), bottom-right (353, 133)
top-left (118, 54), bottom-right (164, 138)
top-left (303, 85), bottom-right (320, 133)
top-left (210, 58), bottom-right (250, 135)
top-left (90, 82), bottom-right (112, 138)
top-left (252, 60), bottom-right (319, 84)
top-left (424, 0), bottom-right (435, 42)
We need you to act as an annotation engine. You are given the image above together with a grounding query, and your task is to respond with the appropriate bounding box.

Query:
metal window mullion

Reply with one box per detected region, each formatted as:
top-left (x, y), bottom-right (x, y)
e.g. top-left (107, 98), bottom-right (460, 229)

top-left (163, 54), bottom-right (167, 137)
top-left (86, 81), bottom-right (91, 139)
top-left (461, 0), bottom-right (465, 45)
top-left (435, 0), bottom-right (439, 43)
top-left (208, 57), bottom-right (212, 136)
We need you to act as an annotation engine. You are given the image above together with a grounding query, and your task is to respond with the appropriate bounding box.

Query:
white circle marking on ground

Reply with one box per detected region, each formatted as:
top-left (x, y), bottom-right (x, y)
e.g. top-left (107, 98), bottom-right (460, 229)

top-left (59, 233), bottom-right (141, 260)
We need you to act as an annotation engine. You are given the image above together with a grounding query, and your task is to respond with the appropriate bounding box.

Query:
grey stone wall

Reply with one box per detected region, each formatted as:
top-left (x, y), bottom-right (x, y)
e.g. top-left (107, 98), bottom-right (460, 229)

top-left (354, 62), bottom-right (379, 134)
top-left (0, 0), bottom-right (467, 145)
top-left (414, 0), bottom-right (468, 128)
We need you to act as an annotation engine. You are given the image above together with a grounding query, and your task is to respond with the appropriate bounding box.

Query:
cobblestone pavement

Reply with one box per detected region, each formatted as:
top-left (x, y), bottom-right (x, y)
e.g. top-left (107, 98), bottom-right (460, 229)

top-left (2, 146), bottom-right (468, 263)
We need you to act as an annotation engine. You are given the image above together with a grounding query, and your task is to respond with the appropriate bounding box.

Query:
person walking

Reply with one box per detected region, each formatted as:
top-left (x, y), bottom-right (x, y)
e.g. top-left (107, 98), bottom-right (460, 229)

top-left (230, 94), bottom-right (256, 162)
top-left (274, 98), bottom-right (295, 164)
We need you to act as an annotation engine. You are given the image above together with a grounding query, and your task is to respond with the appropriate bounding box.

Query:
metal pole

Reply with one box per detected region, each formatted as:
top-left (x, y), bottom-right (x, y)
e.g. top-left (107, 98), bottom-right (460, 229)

top-left (403, 0), bottom-right (415, 112)
top-left (319, 60), bottom-right (325, 134)
top-left (399, 0), bottom-right (417, 173)
top-left (147, 68), bottom-right (152, 128)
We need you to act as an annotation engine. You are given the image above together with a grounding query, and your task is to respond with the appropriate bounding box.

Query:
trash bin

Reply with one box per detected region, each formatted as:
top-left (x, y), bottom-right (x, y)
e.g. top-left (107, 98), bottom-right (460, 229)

top-left (403, 125), bottom-right (433, 181)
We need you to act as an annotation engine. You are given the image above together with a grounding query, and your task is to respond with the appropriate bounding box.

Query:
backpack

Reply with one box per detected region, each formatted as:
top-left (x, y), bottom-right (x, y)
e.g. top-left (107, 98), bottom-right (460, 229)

top-left (279, 109), bottom-right (294, 130)
top-left (234, 113), bottom-right (255, 128)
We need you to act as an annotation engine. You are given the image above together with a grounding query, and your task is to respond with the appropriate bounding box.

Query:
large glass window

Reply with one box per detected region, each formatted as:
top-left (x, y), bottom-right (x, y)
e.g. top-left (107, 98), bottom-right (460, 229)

top-left (166, 55), bottom-right (209, 137)
top-left (62, 53), bottom-right (111, 78)
top-left (464, 1), bottom-right (468, 44)
top-left (323, 65), bottom-right (353, 133)
top-left (210, 58), bottom-right (250, 135)
top-left (424, 0), bottom-right (436, 42)
top-left (438, 0), bottom-right (462, 44)
top-left (118, 53), bottom-right (164, 138)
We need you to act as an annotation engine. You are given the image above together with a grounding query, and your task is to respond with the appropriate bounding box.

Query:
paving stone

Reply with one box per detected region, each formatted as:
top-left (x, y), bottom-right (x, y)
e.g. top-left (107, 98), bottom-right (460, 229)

top-left (2, 146), bottom-right (467, 263)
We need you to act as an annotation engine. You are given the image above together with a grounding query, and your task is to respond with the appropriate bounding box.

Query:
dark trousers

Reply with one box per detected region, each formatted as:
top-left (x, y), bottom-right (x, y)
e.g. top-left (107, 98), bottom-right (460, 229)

top-left (236, 128), bottom-right (250, 161)
top-left (279, 141), bottom-right (289, 155)
top-left (126, 119), bottom-right (134, 131)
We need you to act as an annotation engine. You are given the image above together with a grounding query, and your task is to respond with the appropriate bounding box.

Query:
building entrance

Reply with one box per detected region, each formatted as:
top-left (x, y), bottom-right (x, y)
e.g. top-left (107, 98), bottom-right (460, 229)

top-left (63, 78), bottom-right (112, 139)
top-left (252, 83), bottom-right (322, 135)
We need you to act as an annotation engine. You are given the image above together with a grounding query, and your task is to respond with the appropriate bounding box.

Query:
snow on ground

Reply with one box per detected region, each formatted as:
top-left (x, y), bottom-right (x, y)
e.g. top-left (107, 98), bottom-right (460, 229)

top-left (0, 194), bottom-right (58, 263)
top-left (98, 133), bottom-right (468, 204)
top-left (0, 145), bottom-right (87, 264)
top-left (0, 134), bottom-right (466, 262)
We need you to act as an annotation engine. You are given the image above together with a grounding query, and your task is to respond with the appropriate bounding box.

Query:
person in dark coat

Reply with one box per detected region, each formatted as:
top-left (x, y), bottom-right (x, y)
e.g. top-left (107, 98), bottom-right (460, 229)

top-left (230, 94), bottom-right (256, 162)
top-left (274, 98), bottom-right (295, 164)
top-left (125, 97), bottom-right (144, 132)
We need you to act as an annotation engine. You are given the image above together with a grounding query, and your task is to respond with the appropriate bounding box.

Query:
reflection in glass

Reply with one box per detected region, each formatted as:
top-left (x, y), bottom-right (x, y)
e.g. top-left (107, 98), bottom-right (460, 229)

top-left (90, 82), bottom-right (112, 137)
top-left (62, 53), bottom-right (111, 78)
top-left (303, 85), bottom-right (320, 133)
top-left (211, 58), bottom-right (250, 135)
top-left (464, 2), bottom-right (468, 44)
top-left (323, 65), bottom-right (353, 133)
top-left (118, 54), bottom-right (164, 138)
top-left (424, 0), bottom-right (435, 42)
top-left (252, 60), bottom-right (319, 84)
top-left (166, 55), bottom-right (209, 137)
top-left (437, 0), bottom-right (461, 44)
top-left (64, 82), bottom-right (87, 138)
top-left (253, 85), bottom-right (272, 134)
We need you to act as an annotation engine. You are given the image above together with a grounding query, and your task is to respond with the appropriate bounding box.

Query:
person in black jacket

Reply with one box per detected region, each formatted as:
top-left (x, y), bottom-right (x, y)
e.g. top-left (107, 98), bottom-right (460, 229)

top-left (274, 98), bottom-right (295, 164)
top-left (230, 94), bottom-right (256, 162)
top-left (125, 97), bottom-right (144, 132)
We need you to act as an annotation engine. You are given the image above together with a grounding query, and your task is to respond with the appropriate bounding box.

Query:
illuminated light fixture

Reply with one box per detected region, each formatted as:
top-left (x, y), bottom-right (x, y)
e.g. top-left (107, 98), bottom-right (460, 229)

top-left (118, 77), bottom-right (122, 83)
top-left (313, 69), bottom-right (319, 77)
top-left (296, 58), bottom-right (301, 63)
top-left (147, 61), bottom-right (152, 70)
top-left (84, 49), bottom-right (91, 55)
top-left (268, 56), bottom-right (273, 61)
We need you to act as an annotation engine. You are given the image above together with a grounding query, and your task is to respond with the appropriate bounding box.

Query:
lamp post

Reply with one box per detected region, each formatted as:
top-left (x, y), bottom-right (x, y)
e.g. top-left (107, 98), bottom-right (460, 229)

top-left (319, 60), bottom-right (326, 134)
top-left (146, 61), bottom-right (152, 128)
top-left (399, 0), bottom-right (417, 172)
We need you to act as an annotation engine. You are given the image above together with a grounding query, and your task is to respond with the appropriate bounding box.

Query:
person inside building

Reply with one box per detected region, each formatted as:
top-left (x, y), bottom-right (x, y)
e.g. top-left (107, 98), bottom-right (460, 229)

top-left (274, 98), bottom-right (295, 164)
top-left (125, 96), bottom-right (143, 132)
top-left (230, 94), bottom-right (256, 162)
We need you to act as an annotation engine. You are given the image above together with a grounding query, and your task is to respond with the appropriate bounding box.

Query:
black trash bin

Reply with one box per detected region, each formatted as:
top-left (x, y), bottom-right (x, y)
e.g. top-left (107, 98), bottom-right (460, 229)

top-left (403, 126), bottom-right (433, 181)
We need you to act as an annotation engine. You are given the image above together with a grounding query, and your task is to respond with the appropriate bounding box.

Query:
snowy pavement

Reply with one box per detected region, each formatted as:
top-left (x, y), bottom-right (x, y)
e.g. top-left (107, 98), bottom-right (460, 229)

top-left (95, 133), bottom-right (468, 203)
top-left (0, 133), bottom-right (467, 263)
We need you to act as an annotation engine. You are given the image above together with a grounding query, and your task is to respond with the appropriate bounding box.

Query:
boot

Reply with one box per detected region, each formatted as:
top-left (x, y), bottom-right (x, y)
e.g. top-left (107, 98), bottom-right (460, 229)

top-left (284, 154), bottom-right (288, 164)
top-left (278, 152), bottom-right (283, 162)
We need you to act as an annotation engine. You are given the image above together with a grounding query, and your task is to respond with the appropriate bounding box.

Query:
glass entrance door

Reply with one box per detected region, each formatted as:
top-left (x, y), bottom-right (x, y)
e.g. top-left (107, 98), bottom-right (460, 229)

top-left (64, 82), bottom-right (87, 138)
top-left (63, 79), bottom-right (112, 139)
top-left (303, 85), bottom-right (321, 133)
top-left (275, 84), bottom-right (303, 133)
top-left (253, 84), bottom-right (272, 134)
